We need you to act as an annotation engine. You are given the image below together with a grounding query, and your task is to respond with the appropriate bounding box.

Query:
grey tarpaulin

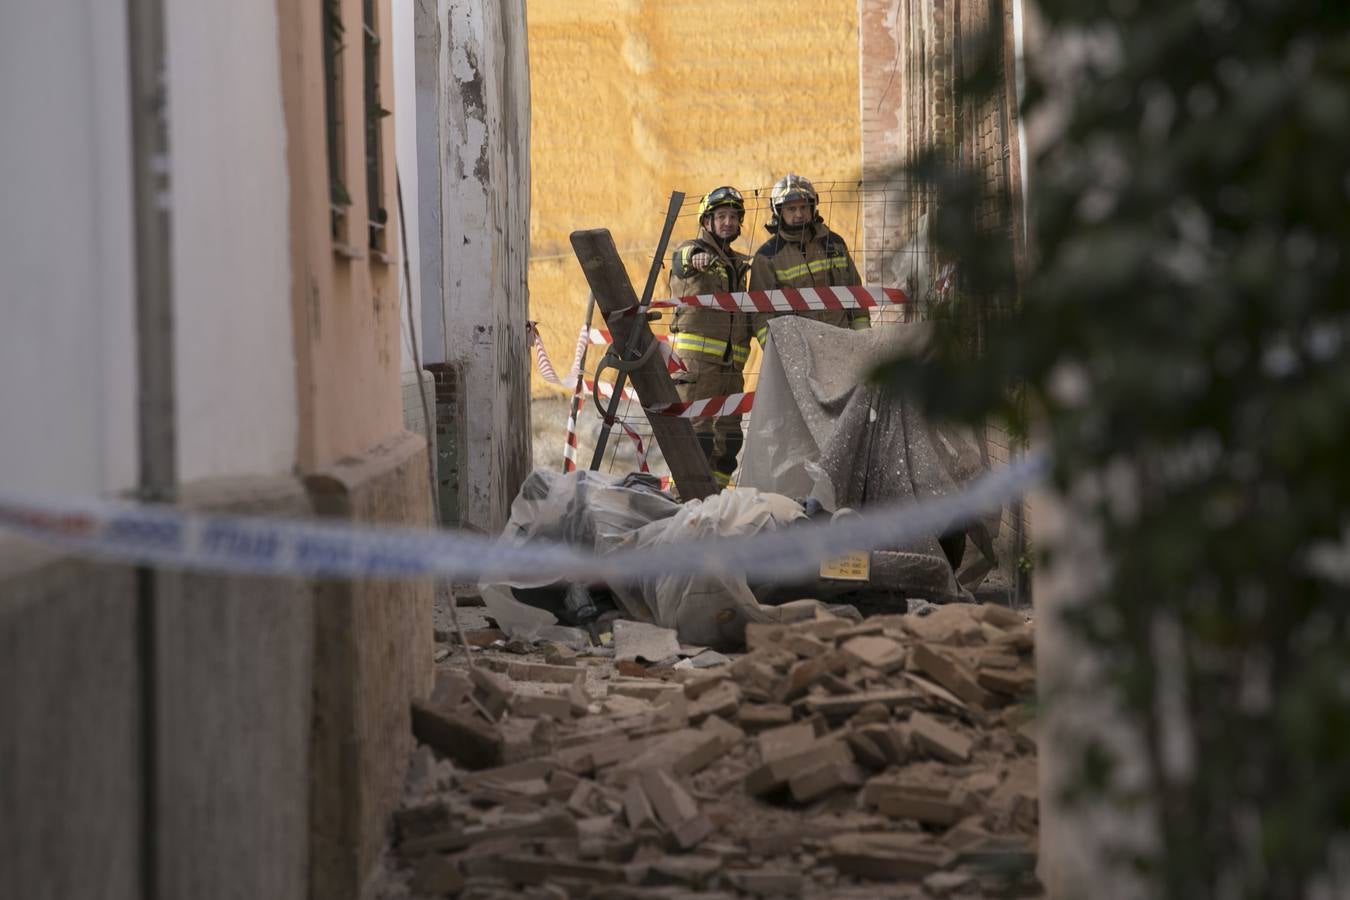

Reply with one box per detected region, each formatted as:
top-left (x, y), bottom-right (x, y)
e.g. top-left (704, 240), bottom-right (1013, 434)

top-left (737, 316), bottom-right (1004, 598)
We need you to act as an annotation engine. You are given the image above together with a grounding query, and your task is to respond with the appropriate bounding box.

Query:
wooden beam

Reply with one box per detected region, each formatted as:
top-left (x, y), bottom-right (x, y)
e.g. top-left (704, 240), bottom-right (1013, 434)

top-left (569, 228), bottom-right (719, 501)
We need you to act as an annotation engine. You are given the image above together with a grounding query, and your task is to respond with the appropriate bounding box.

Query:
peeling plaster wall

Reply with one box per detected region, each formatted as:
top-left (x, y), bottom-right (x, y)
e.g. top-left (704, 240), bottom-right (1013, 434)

top-left (414, 0), bottom-right (531, 533)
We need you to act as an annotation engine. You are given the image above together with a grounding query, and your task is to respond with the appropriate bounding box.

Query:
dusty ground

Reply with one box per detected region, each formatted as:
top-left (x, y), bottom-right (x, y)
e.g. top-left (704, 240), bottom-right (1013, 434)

top-left (374, 596), bottom-right (1041, 900)
top-left (531, 391), bottom-right (669, 478)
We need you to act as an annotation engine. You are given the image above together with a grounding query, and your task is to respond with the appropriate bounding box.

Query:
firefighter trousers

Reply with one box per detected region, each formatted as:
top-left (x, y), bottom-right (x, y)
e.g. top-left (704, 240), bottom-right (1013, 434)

top-left (671, 352), bottom-right (745, 487)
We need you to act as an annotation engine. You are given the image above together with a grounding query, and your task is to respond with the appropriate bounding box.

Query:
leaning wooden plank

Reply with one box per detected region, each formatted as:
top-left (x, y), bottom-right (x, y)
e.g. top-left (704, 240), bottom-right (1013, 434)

top-left (569, 228), bottom-right (719, 501)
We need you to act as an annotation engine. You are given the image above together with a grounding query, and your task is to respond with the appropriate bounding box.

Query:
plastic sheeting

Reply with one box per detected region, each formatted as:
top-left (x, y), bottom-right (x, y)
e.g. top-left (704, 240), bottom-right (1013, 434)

top-left (606, 488), bottom-right (843, 647)
top-left (737, 316), bottom-right (1003, 597)
top-left (480, 469), bottom-right (680, 644)
top-left (480, 468), bottom-right (844, 648)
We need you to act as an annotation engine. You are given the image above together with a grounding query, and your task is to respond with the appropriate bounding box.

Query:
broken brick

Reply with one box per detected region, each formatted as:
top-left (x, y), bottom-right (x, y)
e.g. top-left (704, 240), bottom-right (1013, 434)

top-left (623, 780), bottom-right (659, 832)
top-left (976, 603), bottom-right (1026, 630)
top-left (638, 769), bottom-right (712, 849)
top-left (909, 711), bottom-right (972, 763)
top-left (726, 868), bottom-right (804, 897)
top-left (506, 661), bottom-right (590, 684)
top-left (738, 704), bottom-right (794, 731)
top-left (858, 724), bottom-right (912, 765)
top-left (411, 701), bottom-right (502, 770)
top-left (745, 739), bottom-right (852, 797)
top-left (977, 664), bottom-right (1036, 696)
top-left (510, 693), bottom-right (574, 720)
top-left (410, 855), bottom-right (463, 894)
top-left (824, 832), bottom-right (955, 880)
top-left (909, 643), bottom-right (996, 708)
top-left (844, 731), bottom-right (890, 770)
top-left (840, 635), bottom-right (907, 673)
top-left (687, 681), bottom-right (741, 723)
top-left (802, 688), bottom-right (921, 719)
top-left (789, 759), bottom-right (864, 802)
top-left (863, 776), bottom-right (971, 826)
top-left (755, 721), bottom-right (816, 764)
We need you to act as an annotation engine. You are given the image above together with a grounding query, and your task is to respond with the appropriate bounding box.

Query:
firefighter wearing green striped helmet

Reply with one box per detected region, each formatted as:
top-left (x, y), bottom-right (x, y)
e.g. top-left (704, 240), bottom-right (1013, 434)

top-left (667, 186), bottom-right (753, 489)
top-left (749, 174), bottom-right (868, 344)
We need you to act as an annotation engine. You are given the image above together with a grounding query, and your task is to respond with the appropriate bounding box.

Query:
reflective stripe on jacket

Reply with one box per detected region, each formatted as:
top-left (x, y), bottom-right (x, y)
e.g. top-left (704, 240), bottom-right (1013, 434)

top-left (667, 227), bottom-right (753, 369)
top-left (671, 333), bottom-right (751, 365)
top-left (749, 218), bottom-right (869, 339)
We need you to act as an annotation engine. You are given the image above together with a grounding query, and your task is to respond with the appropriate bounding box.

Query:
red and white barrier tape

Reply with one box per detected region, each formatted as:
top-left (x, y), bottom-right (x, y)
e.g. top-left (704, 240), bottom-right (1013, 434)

top-left (527, 322), bottom-right (561, 386)
top-left (648, 391), bottom-right (755, 419)
top-left (561, 374), bottom-right (648, 473)
top-left (587, 328), bottom-right (687, 374)
top-left (650, 285), bottom-right (907, 314)
top-left (933, 263), bottom-right (956, 298)
top-left (530, 322), bottom-right (687, 388)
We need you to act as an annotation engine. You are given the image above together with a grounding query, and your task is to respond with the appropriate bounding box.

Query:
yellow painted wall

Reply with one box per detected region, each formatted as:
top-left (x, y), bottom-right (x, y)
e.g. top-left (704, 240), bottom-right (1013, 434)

top-left (527, 0), bottom-right (862, 394)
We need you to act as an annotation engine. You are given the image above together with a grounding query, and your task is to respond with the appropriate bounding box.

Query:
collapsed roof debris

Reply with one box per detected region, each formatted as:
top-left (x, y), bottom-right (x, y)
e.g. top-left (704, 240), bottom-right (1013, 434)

top-left (377, 602), bottom-right (1041, 899)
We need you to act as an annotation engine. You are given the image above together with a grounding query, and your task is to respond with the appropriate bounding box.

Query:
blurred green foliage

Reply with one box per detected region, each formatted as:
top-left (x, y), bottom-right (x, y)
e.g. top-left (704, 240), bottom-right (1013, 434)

top-left (877, 1), bottom-right (1350, 895)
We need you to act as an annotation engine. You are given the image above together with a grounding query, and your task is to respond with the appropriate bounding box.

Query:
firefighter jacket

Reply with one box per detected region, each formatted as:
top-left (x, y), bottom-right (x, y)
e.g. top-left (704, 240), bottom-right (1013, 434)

top-left (749, 218), bottom-right (869, 342)
top-left (667, 227), bottom-right (753, 370)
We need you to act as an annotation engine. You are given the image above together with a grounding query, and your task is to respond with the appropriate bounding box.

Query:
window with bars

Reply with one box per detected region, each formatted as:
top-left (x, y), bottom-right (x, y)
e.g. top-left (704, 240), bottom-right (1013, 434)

top-left (322, 0), bottom-right (352, 247)
top-left (362, 0), bottom-right (390, 257)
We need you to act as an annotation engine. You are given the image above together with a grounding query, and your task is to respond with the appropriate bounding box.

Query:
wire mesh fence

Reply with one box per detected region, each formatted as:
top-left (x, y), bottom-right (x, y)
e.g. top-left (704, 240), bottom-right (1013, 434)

top-left (530, 177), bottom-right (954, 483)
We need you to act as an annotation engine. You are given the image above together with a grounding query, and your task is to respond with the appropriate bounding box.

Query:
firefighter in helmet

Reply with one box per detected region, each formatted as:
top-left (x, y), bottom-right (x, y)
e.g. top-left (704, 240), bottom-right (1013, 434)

top-left (749, 174), bottom-right (869, 344)
top-left (667, 186), bottom-right (753, 489)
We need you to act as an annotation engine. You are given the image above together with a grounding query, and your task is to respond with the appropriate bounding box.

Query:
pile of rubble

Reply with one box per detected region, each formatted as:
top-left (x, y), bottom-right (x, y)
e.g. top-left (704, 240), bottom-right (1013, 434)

top-left (382, 603), bottom-right (1040, 899)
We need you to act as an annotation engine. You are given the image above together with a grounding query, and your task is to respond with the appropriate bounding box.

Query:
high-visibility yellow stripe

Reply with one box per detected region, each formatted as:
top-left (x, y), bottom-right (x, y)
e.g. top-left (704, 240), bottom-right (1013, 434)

top-left (851, 318), bottom-right (870, 331)
top-left (772, 257), bottom-right (850, 283)
top-left (673, 334), bottom-right (750, 362)
top-left (755, 325), bottom-right (769, 344)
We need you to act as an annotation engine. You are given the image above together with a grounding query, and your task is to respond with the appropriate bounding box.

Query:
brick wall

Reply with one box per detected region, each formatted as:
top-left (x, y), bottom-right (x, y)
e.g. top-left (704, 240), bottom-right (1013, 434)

top-left (860, 0), bottom-right (1029, 603)
top-left (426, 363), bottom-right (463, 527)
top-left (401, 369), bottom-right (435, 437)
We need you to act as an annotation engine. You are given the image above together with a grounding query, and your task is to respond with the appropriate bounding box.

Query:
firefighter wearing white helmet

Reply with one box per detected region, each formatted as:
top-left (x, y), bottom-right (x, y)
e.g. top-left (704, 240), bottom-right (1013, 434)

top-left (667, 186), bottom-right (753, 489)
top-left (749, 174), bottom-right (868, 343)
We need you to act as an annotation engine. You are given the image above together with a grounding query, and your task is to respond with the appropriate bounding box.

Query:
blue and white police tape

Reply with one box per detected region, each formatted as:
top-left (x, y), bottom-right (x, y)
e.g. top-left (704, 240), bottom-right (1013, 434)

top-left (0, 455), bottom-right (1045, 586)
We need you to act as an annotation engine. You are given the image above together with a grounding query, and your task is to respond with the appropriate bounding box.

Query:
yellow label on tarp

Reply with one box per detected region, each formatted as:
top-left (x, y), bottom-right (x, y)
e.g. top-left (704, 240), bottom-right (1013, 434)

top-left (819, 550), bottom-right (870, 581)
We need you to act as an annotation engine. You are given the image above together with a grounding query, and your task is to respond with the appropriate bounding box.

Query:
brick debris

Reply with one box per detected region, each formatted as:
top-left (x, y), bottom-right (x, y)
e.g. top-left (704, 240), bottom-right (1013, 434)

top-left (377, 602), bottom-right (1040, 899)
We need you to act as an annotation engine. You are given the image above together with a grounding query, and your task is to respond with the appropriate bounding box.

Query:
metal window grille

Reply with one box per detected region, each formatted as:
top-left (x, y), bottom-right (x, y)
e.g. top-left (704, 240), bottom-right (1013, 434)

top-left (322, 0), bottom-right (349, 243)
top-left (362, 0), bottom-right (388, 254)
